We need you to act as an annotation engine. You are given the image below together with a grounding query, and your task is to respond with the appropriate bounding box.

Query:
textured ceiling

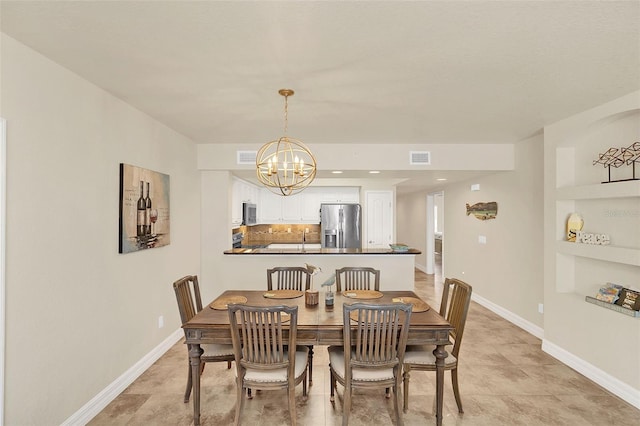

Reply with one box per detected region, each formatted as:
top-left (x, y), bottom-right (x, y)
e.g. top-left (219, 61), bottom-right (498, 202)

top-left (2, 1), bottom-right (639, 192)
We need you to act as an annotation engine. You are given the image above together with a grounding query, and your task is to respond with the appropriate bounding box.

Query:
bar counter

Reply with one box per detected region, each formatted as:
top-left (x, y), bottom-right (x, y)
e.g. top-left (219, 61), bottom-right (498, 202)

top-left (221, 246), bottom-right (421, 291)
top-left (224, 247), bottom-right (421, 255)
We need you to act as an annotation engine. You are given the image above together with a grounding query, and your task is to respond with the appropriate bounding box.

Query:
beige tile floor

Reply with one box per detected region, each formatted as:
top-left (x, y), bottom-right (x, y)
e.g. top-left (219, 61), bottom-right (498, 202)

top-left (90, 260), bottom-right (639, 425)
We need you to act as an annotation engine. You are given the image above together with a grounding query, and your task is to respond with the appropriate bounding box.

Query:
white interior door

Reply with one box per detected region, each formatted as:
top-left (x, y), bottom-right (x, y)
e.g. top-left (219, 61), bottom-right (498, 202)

top-left (365, 191), bottom-right (393, 248)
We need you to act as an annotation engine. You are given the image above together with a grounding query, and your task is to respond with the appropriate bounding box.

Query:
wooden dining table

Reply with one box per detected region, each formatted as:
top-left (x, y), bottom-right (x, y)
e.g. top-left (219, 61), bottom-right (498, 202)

top-left (182, 289), bottom-right (453, 425)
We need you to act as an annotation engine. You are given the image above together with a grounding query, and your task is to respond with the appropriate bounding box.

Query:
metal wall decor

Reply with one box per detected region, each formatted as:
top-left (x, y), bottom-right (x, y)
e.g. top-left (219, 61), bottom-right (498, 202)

top-left (593, 142), bottom-right (640, 183)
top-left (465, 201), bottom-right (498, 220)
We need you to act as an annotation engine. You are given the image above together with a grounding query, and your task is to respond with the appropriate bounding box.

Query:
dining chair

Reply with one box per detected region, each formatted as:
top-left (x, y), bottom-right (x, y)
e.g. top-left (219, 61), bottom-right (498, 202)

top-left (172, 275), bottom-right (234, 403)
top-left (328, 302), bottom-right (413, 426)
top-left (228, 304), bottom-right (308, 426)
top-left (266, 266), bottom-right (315, 385)
top-left (402, 277), bottom-right (472, 413)
top-left (267, 266), bottom-right (312, 291)
top-left (335, 267), bottom-right (380, 292)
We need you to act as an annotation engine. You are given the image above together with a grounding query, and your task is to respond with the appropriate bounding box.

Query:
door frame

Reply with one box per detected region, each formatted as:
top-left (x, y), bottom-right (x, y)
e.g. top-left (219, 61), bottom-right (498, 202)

top-left (0, 118), bottom-right (6, 424)
top-left (425, 190), bottom-right (443, 274)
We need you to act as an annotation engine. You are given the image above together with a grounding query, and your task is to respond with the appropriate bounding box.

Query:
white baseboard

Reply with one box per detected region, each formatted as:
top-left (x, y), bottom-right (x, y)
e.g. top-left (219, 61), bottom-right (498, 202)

top-left (415, 263), bottom-right (427, 274)
top-left (62, 328), bottom-right (183, 426)
top-left (542, 340), bottom-right (640, 410)
top-left (472, 292), bottom-right (639, 410)
top-left (471, 292), bottom-right (544, 339)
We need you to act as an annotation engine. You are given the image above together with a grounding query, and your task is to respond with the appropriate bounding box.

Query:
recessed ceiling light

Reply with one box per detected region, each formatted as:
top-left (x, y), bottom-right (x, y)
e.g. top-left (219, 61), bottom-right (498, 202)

top-left (332, 170), bottom-right (343, 174)
top-left (369, 170), bottom-right (380, 174)
top-left (436, 178), bottom-right (447, 181)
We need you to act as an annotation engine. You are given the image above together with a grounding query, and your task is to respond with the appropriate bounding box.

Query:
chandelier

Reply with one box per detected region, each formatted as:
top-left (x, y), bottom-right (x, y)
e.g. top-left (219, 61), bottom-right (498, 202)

top-left (256, 89), bottom-right (317, 196)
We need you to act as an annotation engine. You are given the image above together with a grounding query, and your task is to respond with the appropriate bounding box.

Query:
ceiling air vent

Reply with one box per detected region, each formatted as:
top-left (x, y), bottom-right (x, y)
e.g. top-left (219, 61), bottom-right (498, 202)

top-left (237, 150), bottom-right (257, 165)
top-left (409, 151), bottom-right (431, 165)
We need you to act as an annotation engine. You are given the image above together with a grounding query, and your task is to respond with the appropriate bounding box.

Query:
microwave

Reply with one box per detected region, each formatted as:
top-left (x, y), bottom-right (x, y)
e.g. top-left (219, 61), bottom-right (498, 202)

top-left (242, 203), bottom-right (257, 225)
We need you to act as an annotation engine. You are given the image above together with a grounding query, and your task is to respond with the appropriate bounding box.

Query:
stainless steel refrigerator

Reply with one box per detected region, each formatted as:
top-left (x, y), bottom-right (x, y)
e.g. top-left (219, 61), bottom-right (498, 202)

top-left (320, 203), bottom-right (362, 249)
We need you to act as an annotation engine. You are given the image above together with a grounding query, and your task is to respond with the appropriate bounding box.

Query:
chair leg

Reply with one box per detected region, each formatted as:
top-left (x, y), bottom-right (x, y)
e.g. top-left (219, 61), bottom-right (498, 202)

top-left (234, 380), bottom-right (244, 426)
top-left (385, 387), bottom-right (391, 398)
top-left (393, 371), bottom-right (404, 426)
top-left (184, 363), bottom-right (193, 403)
top-left (227, 360), bottom-right (232, 369)
top-left (329, 368), bottom-right (336, 402)
top-left (307, 345), bottom-right (314, 385)
top-left (452, 367), bottom-right (464, 413)
top-left (247, 387), bottom-right (252, 399)
top-left (342, 384), bottom-right (351, 426)
top-left (288, 381), bottom-right (297, 426)
top-left (303, 371), bottom-right (308, 397)
top-left (402, 367), bottom-right (410, 413)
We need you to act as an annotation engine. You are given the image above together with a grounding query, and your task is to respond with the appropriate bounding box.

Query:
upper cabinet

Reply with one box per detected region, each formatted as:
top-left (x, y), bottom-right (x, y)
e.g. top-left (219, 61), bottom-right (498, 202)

top-left (231, 177), bottom-right (259, 226)
top-left (259, 186), bottom-right (359, 224)
top-left (320, 187), bottom-right (360, 203)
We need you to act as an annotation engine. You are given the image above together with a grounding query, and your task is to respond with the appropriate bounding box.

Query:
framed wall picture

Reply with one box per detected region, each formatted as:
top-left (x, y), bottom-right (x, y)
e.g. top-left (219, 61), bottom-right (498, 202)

top-left (119, 163), bottom-right (170, 253)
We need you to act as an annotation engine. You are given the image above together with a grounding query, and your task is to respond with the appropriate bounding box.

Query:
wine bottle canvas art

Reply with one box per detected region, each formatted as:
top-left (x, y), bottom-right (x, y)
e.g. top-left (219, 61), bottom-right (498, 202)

top-left (119, 163), bottom-right (170, 253)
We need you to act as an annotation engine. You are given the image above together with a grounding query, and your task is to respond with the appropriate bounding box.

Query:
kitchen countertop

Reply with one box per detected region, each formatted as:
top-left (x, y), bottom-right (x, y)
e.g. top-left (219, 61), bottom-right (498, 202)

top-left (224, 247), bottom-right (421, 255)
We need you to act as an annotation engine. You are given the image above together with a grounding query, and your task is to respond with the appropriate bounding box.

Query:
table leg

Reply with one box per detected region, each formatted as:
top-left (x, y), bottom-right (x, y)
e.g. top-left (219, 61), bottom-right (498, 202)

top-left (189, 344), bottom-right (204, 426)
top-left (433, 344), bottom-right (448, 426)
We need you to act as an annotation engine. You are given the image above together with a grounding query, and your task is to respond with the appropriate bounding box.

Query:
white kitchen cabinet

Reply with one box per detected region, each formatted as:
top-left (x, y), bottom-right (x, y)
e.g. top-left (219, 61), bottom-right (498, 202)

top-left (259, 186), bottom-right (360, 224)
top-left (259, 189), bottom-right (284, 223)
top-left (281, 194), bottom-right (302, 221)
top-left (231, 177), bottom-right (259, 226)
top-left (301, 190), bottom-right (322, 222)
top-left (320, 187), bottom-right (360, 203)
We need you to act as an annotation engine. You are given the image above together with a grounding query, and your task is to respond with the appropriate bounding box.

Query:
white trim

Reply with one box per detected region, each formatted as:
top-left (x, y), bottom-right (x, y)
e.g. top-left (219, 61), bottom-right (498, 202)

top-left (0, 118), bottom-right (6, 426)
top-left (542, 340), bottom-right (640, 410)
top-left (61, 329), bottom-right (183, 426)
top-left (472, 292), bottom-right (640, 409)
top-left (471, 293), bottom-right (544, 339)
top-left (414, 262), bottom-right (427, 274)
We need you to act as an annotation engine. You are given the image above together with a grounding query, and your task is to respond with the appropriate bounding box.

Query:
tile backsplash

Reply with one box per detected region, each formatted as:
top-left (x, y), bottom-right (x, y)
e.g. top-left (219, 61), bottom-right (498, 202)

top-left (233, 224), bottom-right (321, 245)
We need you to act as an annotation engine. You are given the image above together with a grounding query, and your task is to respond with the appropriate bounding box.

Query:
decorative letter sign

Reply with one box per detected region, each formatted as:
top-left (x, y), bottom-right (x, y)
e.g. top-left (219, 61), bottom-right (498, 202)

top-left (575, 231), bottom-right (610, 245)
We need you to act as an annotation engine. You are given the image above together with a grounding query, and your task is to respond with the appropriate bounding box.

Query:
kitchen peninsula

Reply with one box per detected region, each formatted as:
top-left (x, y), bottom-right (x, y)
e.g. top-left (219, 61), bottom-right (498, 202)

top-left (223, 245), bottom-right (420, 291)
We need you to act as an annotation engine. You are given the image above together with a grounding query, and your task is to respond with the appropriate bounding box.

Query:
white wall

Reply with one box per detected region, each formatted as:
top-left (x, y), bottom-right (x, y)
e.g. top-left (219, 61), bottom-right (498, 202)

top-left (396, 190), bottom-right (429, 269)
top-left (543, 91), bottom-right (640, 402)
top-left (398, 134), bottom-right (544, 329)
top-left (443, 135), bottom-right (544, 328)
top-left (1, 35), bottom-right (201, 424)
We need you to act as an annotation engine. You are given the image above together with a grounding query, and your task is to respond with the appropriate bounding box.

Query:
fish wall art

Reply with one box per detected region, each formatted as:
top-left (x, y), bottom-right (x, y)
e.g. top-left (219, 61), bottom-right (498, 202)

top-left (466, 201), bottom-right (498, 221)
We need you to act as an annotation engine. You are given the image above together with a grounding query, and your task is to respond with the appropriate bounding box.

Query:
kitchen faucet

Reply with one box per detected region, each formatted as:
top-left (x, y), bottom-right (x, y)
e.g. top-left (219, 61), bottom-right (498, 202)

top-left (302, 229), bottom-right (306, 250)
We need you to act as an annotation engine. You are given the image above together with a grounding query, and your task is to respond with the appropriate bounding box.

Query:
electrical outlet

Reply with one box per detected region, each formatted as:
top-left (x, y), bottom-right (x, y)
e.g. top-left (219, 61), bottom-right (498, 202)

top-left (478, 235), bottom-right (487, 244)
top-left (538, 303), bottom-right (544, 314)
top-left (158, 315), bottom-right (164, 329)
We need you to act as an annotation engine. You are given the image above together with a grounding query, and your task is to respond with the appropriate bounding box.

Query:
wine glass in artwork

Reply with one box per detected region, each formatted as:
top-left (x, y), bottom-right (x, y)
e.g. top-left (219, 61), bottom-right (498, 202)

top-left (150, 209), bottom-right (158, 236)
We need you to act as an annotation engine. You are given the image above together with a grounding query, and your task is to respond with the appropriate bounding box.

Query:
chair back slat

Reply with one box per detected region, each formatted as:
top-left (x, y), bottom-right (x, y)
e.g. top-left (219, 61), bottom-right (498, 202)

top-left (229, 304), bottom-right (298, 371)
top-left (335, 267), bottom-right (381, 292)
top-left (441, 278), bottom-right (472, 358)
top-left (267, 267), bottom-right (311, 291)
top-left (173, 275), bottom-right (203, 325)
top-left (344, 303), bottom-right (412, 370)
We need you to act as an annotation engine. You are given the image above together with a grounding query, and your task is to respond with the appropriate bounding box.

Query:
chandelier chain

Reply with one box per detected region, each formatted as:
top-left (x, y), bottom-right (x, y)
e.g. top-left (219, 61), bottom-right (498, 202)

top-left (283, 93), bottom-right (289, 135)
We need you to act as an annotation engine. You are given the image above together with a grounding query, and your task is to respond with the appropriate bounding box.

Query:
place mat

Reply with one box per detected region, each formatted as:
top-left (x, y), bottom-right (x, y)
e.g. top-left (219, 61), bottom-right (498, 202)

top-left (210, 295), bottom-right (248, 310)
top-left (392, 297), bottom-right (430, 313)
top-left (263, 290), bottom-right (304, 299)
top-left (342, 290), bottom-right (384, 299)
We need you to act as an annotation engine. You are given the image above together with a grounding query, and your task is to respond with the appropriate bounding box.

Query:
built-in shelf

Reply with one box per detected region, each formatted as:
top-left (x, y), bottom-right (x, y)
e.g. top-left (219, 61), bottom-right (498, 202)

top-left (556, 180), bottom-right (640, 200)
top-left (556, 241), bottom-right (640, 266)
top-left (585, 296), bottom-right (640, 317)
